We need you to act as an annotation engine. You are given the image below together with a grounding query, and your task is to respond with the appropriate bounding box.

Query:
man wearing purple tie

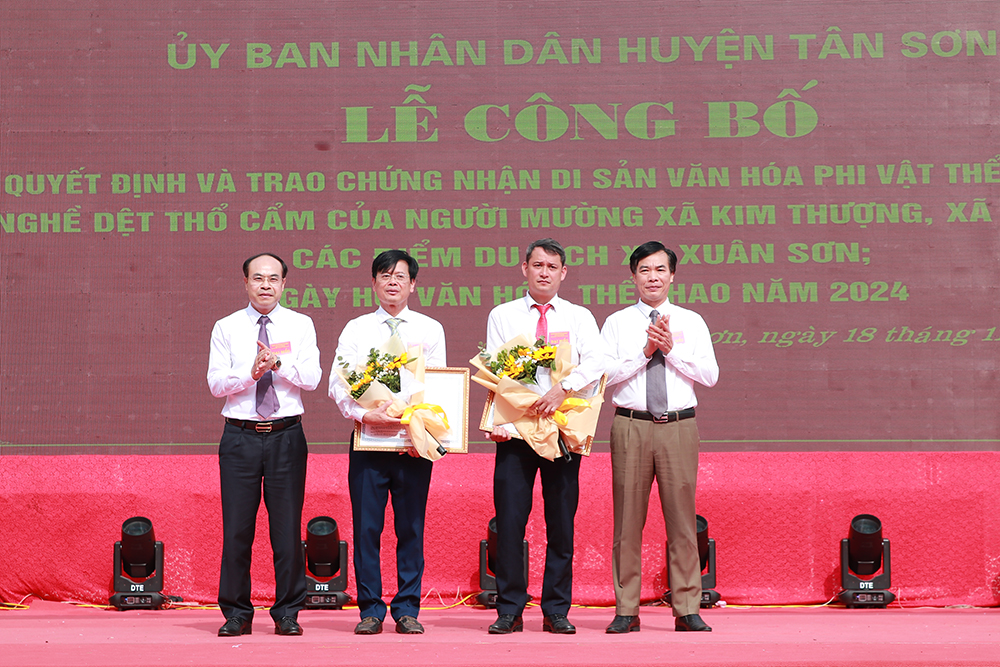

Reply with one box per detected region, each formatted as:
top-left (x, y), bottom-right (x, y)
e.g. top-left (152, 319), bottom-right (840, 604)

top-left (207, 253), bottom-right (322, 638)
top-left (600, 241), bottom-right (719, 635)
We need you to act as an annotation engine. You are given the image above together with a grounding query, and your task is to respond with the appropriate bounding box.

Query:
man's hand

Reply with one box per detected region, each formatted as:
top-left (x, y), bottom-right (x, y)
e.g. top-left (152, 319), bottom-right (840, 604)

top-left (251, 340), bottom-right (278, 380)
top-left (531, 384), bottom-right (569, 418)
top-left (645, 313), bottom-right (673, 356)
top-left (489, 426), bottom-right (512, 442)
top-left (361, 400), bottom-right (402, 427)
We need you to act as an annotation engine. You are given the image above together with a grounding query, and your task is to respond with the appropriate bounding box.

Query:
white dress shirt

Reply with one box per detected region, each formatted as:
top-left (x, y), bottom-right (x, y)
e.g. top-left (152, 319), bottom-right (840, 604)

top-left (601, 300), bottom-right (719, 412)
top-left (486, 293), bottom-right (604, 402)
top-left (208, 303), bottom-right (322, 419)
top-left (328, 306), bottom-right (447, 423)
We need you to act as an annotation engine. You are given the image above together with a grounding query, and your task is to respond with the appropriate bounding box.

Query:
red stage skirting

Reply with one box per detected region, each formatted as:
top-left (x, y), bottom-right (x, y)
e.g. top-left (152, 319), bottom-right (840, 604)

top-left (2, 452), bottom-right (999, 607)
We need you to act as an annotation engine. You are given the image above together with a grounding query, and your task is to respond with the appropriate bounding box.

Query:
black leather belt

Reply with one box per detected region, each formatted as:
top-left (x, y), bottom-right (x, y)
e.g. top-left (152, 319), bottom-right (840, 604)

top-left (225, 415), bottom-right (301, 433)
top-left (615, 407), bottom-right (695, 424)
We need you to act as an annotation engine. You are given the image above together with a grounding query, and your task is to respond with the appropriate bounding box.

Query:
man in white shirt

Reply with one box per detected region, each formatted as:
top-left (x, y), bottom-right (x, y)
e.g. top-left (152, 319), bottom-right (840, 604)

top-left (207, 253), bottom-right (322, 638)
top-left (328, 250), bottom-right (446, 636)
top-left (601, 241), bottom-right (719, 634)
top-left (485, 238), bottom-right (604, 635)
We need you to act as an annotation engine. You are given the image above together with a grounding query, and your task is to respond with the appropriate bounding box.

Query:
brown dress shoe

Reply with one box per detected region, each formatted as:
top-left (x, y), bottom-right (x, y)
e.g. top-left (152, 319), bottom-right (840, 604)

top-left (355, 617), bottom-right (383, 635)
top-left (395, 615), bottom-right (424, 634)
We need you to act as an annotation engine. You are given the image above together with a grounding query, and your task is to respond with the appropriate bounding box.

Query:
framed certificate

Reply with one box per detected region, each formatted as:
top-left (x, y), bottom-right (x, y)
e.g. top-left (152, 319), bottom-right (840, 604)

top-left (353, 367), bottom-right (470, 454)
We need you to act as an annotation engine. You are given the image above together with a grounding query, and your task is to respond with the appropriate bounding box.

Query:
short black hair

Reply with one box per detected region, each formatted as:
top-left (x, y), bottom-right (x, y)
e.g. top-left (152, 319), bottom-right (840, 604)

top-left (629, 241), bottom-right (677, 274)
top-left (372, 249), bottom-right (419, 280)
top-left (524, 238), bottom-right (566, 266)
top-left (243, 253), bottom-right (288, 278)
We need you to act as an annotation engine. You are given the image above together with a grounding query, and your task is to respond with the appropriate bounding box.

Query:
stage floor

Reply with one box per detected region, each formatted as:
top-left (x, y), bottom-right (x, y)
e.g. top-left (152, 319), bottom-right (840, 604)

top-left (2, 599), bottom-right (999, 667)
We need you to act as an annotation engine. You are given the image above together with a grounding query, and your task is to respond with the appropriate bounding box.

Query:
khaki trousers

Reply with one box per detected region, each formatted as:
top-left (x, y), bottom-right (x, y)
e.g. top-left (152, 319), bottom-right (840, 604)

top-left (610, 413), bottom-right (702, 617)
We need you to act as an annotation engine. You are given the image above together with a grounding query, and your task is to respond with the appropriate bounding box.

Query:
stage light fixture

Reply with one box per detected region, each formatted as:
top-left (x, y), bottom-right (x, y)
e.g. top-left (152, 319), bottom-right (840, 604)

top-left (664, 514), bottom-right (720, 608)
top-left (110, 516), bottom-right (166, 610)
top-left (476, 517), bottom-right (529, 608)
top-left (303, 516), bottom-right (350, 609)
top-left (838, 513), bottom-right (895, 608)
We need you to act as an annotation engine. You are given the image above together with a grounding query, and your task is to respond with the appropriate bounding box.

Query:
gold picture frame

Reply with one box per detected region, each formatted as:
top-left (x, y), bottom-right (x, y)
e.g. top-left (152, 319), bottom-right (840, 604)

top-left (353, 366), bottom-right (470, 454)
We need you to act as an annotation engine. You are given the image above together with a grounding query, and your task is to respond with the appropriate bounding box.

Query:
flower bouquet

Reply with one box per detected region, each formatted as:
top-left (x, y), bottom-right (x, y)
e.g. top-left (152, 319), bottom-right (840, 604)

top-left (470, 334), bottom-right (603, 460)
top-left (335, 334), bottom-right (449, 461)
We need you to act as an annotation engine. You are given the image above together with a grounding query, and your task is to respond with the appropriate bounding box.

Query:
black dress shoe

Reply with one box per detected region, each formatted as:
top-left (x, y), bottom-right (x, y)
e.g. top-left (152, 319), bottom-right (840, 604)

top-left (542, 613), bottom-right (576, 634)
top-left (675, 614), bottom-right (712, 632)
top-left (395, 615), bottom-right (425, 634)
top-left (218, 617), bottom-right (252, 637)
top-left (606, 615), bottom-right (640, 634)
top-left (355, 617), bottom-right (383, 635)
top-left (274, 616), bottom-right (302, 635)
top-left (488, 614), bottom-right (523, 634)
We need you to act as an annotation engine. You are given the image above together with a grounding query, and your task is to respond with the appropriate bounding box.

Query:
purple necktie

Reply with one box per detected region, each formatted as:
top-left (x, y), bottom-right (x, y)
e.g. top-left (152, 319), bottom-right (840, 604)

top-left (255, 315), bottom-right (278, 419)
top-left (646, 309), bottom-right (667, 418)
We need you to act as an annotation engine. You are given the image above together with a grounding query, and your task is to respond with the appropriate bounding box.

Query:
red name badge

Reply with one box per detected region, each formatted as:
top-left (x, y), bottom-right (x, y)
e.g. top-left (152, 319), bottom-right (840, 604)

top-left (270, 341), bottom-right (292, 355)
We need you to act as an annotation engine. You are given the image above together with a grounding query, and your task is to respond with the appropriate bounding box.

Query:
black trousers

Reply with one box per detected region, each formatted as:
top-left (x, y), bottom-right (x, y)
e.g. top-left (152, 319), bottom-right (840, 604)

top-left (218, 421), bottom-right (307, 623)
top-left (348, 448), bottom-right (432, 622)
top-left (493, 438), bottom-right (581, 617)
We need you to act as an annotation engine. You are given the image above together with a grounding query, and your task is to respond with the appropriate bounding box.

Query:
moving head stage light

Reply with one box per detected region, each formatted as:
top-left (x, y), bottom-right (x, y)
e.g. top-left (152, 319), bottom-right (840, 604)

top-left (303, 516), bottom-right (350, 609)
top-left (110, 516), bottom-right (166, 610)
top-left (839, 513), bottom-right (895, 608)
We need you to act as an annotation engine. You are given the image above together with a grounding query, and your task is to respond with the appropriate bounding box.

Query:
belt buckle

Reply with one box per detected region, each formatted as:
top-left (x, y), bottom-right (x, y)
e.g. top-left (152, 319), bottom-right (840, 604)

top-left (651, 411), bottom-right (670, 423)
top-left (255, 421), bottom-right (273, 433)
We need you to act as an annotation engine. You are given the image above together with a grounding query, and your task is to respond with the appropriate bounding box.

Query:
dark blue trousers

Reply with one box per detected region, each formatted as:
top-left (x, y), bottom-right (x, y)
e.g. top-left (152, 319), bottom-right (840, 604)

top-left (348, 448), bottom-right (432, 622)
top-left (493, 438), bottom-right (581, 617)
top-left (218, 421), bottom-right (307, 623)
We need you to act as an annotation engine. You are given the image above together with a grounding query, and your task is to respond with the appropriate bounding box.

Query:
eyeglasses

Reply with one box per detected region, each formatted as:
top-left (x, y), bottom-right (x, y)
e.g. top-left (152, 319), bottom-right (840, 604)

top-left (249, 274), bottom-right (282, 285)
top-left (376, 272), bottom-right (410, 284)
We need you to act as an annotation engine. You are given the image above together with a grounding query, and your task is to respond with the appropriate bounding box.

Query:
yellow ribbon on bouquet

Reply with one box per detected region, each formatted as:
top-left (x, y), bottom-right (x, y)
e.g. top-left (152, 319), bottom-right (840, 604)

top-left (552, 397), bottom-right (591, 427)
top-left (400, 403), bottom-right (450, 430)
top-left (392, 402), bottom-right (450, 462)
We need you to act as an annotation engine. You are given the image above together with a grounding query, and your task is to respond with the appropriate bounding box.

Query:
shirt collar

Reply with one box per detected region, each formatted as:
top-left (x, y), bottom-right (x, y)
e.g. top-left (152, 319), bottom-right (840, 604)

top-left (376, 305), bottom-right (411, 323)
top-left (245, 302), bottom-right (283, 323)
top-left (525, 294), bottom-right (562, 311)
top-left (636, 299), bottom-right (671, 318)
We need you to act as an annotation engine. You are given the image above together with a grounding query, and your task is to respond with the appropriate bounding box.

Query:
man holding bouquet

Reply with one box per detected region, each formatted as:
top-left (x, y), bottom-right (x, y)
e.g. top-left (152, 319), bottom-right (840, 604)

top-left (484, 238), bottom-right (604, 635)
top-left (328, 250), bottom-right (447, 635)
top-left (600, 241), bottom-right (719, 634)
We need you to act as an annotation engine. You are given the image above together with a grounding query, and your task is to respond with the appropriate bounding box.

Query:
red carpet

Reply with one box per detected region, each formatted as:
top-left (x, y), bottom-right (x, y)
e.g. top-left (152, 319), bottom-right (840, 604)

top-left (3, 599), bottom-right (999, 667)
